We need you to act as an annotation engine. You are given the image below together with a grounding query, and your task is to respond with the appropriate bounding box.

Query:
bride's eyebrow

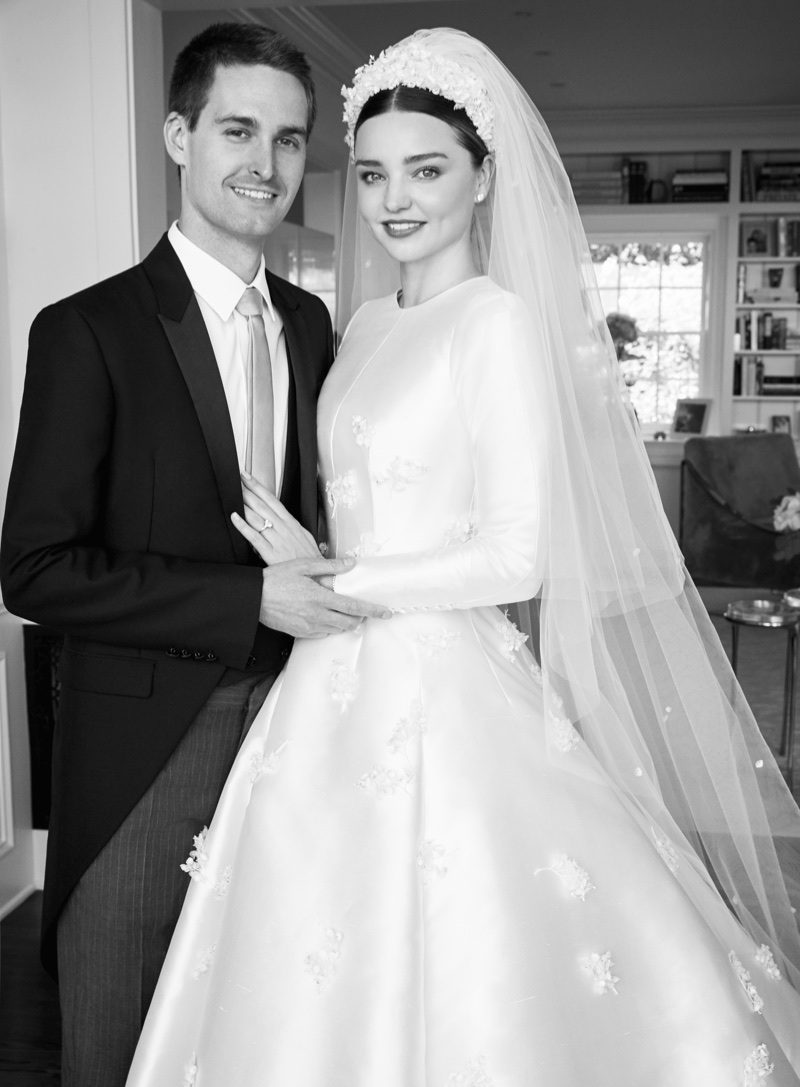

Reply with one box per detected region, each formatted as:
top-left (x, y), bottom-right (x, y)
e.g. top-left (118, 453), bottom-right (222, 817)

top-left (354, 152), bottom-right (449, 168)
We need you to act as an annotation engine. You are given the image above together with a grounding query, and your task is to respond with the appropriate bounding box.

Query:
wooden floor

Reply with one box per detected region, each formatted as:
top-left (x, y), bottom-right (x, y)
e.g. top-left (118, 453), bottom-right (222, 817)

top-left (0, 893), bottom-right (60, 1085)
top-left (0, 606), bottom-right (798, 1085)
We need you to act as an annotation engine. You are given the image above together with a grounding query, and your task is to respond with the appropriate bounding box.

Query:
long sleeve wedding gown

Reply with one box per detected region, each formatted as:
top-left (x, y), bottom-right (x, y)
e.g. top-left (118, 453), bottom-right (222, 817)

top-left (127, 276), bottom-right (800, 1087)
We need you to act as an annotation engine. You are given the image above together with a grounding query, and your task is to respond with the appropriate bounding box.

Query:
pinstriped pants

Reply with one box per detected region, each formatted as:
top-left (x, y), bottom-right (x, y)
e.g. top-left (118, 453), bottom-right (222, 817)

top-left (57, 673), bottom-right (276, 1087)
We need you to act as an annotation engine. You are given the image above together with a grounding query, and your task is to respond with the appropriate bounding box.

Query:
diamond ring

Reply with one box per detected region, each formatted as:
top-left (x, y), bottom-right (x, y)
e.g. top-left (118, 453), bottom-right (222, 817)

top-left (260, 517), bottom-right (273, 533)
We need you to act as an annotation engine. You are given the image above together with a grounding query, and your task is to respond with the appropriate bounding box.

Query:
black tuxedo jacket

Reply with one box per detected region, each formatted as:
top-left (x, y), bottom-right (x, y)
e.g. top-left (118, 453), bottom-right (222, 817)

top-left (0, 234), bottom-right (333, 974)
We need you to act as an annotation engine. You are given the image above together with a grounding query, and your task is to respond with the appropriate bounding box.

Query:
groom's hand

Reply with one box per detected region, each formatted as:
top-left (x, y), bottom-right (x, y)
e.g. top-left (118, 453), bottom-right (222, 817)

top-left (259, 557), bottom-right (391, 638)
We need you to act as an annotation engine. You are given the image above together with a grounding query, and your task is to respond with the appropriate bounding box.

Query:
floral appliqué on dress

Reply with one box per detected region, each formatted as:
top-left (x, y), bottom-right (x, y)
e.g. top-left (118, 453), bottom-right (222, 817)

top-left (357, 764), bottom-right (414, 798)
top-left (249, 740), bottom-right (289, 783)
top-left (182, 1054), bottom-right (198, 1086)
top-left (651, 826), bottom-right (679, 874)
top-left (445, 1053), bottom-right (494, 1087)
top-left (180, 827), bottom-right (209, 882)
top-left (755, 944), bottom-right (782, 980)
top-left (729, 951), bottom-right (764, 1013)
top-left (387, 701), bottom-right (427, 754)
top-left (417, 839), bottom-right (451, 886)
top-left (535, 854), bottom-right (595, 900)
top-left (373, 455), bottom-right (430, 492)
top-left (346, 532), bottom-right (384, 559)
top-left (326, 471), bottom-right (357, 515)
top-left (192, 944), bottom-right (216, 980)
top-left (580, 951), bottom-right (620, 995)
top-left (330, 659), bottom-right (358, 712)
top-left (415, 629), bottom-right (462, 661)
top-left (444, 518), bottom-right (477, 544)
top-left (496, 612), bottom-right (528, 663)
top-left (351, 415), bottom-right (376, 447)
top-left (744, 1044), bottom-right (774, 1085)
top-left (305, 927), bottom-right (344, 994)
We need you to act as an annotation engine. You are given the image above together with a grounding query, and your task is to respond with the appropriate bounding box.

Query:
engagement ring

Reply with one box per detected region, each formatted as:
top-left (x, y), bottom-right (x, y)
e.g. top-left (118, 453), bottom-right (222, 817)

top-left (260, 518), bottom-right (273, 533)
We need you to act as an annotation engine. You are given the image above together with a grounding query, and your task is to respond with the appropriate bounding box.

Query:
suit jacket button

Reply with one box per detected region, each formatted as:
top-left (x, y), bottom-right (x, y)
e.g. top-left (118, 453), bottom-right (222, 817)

top-left (166, 647), bottom-right (179, 658)
top-left (246, 655), bottom-right (257, 668)
top-left (205, 652), bottom-right (218, 663)
top-left (193, 650), bottom-right (205, 661)
top-left (280, 647), bottom-right (290, 661)
top-left (180, 648), bottom-right (192, 659)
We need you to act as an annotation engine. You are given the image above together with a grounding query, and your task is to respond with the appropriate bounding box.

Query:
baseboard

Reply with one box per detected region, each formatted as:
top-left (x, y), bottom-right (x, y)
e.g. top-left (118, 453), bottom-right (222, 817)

top-left (0, 881), bottom-right (37, 921)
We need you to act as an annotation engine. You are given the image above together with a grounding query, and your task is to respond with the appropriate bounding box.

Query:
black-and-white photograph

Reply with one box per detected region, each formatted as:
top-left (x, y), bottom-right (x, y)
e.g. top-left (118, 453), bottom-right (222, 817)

top-left (1, 3), bottom-right (800, 1085)
top-left (671, 397), bottom-right (712, 435)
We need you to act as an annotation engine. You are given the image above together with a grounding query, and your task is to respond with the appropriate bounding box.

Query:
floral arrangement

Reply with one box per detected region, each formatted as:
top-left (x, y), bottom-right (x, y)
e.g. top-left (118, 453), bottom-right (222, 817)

top-left (773, 492), bottom-right (800, 532)
top-left (342, 42), bottom-right (495, 157)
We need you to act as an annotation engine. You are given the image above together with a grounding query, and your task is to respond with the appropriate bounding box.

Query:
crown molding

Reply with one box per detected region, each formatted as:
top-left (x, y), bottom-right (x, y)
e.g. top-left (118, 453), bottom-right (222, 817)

top-left (228, 6), bottom-right (361, 86)
top-left (544, 104), bottom-right (800, 151)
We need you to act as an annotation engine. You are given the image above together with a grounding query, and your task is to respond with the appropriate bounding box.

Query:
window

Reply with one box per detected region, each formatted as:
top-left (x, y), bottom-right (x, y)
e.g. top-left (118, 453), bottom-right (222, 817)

top-left (589, 238), bottom-right (707, 428)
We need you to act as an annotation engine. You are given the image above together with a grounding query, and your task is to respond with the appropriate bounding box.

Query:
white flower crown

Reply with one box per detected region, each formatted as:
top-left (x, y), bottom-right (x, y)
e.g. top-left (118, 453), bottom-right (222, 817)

top-left (341, 42), bottom-right (496, 157)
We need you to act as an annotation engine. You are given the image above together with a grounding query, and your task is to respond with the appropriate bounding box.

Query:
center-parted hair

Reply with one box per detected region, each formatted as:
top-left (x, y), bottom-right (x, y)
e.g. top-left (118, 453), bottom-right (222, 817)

top-left (169, 22), bottom-right (317, 135)
top-left (354, 86), bottom-right (489, 168)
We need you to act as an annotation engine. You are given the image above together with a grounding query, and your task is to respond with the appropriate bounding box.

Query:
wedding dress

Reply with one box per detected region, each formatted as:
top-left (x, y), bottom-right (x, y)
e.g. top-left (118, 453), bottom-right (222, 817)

top-left (127, 277), bottom-right (800, 1086)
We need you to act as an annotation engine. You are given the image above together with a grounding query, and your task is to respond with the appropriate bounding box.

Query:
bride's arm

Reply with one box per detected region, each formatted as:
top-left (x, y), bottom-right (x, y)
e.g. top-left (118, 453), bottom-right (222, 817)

top-left (330, 291), bottom-right (550, 610)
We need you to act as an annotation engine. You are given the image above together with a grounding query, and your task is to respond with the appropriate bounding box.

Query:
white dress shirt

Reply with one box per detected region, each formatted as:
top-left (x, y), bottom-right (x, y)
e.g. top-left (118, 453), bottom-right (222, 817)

top-left (168, 222), bottom-right (290, 493)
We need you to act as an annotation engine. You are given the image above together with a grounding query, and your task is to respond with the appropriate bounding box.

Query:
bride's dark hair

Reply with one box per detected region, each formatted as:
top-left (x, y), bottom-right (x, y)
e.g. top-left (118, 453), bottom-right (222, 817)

top-left (354, 86), bottom-right (489, 167)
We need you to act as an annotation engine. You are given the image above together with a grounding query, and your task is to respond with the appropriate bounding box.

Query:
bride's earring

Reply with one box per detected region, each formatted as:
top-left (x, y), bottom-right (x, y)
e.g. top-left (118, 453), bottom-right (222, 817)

top-left (475, 192), bottom-right (485, 203)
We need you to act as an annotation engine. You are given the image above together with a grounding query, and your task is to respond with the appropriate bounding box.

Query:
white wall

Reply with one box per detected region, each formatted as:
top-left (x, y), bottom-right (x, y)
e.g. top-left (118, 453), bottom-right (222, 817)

top-left (0, 0), bottom-right (142, 914)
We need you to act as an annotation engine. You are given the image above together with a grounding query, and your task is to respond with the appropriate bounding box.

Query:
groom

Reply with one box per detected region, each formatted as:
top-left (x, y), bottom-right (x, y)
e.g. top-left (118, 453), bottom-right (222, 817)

top-left (0, 22), bottom-right (385, 1087)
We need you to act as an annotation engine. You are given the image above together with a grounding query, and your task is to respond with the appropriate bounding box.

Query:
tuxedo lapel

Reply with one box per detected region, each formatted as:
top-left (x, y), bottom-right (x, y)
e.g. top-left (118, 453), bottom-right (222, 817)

top-left (267, 273), bottom-right (319, 534)
top-left (144, 236), bottom-right (250, 565)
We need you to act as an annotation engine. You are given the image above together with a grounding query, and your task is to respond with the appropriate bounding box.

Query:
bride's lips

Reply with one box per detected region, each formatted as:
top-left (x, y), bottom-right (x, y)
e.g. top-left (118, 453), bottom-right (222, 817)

top-left (382, 220), bottom-right (425, 239)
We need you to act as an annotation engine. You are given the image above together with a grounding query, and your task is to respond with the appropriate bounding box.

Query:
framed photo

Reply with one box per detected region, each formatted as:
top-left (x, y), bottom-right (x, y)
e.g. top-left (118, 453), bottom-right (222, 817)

top-left (671, 398), bottom-right (712, 436)
top-left (771, 414), bottom-right (792, 435)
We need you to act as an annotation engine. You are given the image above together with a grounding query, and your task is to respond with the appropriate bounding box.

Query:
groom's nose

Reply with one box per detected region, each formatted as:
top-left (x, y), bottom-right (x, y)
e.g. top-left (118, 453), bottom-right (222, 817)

top-left (249, 140), bottom-right (275, 182)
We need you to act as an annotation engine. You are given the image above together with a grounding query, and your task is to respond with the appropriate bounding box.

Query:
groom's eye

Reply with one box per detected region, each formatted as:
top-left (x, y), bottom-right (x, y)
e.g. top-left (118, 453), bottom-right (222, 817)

top-left (225, 128), bottom-right (250, 140)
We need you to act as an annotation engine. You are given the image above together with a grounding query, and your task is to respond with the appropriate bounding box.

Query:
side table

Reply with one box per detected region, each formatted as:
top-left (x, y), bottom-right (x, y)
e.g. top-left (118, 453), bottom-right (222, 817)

top-left (724, 598), bottom-right (798, 791)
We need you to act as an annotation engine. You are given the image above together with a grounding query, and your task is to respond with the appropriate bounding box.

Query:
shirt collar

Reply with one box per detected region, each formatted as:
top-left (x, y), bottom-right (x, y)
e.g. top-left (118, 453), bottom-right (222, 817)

top-left (168, 221), bottom-right (277, 322)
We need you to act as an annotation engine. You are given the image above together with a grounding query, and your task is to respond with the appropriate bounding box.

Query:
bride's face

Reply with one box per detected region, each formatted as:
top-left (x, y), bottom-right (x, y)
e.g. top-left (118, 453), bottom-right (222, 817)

top-left (354, 110), bottom-right (488, 268)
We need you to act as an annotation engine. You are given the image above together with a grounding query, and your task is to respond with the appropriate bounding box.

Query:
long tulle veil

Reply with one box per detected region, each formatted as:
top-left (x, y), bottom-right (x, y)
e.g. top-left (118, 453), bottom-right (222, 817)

top-left (337, 28), bottom-right (800, 997)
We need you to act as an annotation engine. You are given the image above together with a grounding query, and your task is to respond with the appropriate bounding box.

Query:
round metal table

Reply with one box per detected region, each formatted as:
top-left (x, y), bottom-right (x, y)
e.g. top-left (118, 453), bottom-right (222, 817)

top-left (724, 597), bottom-right (799, 790)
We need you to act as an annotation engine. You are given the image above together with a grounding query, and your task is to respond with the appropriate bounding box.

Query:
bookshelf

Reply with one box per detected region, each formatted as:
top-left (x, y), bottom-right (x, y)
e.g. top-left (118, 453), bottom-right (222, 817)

top-left (564, 138), bottom-right (800, 438)
top-left (562, 151), bottom-right (730, 207)
top-left (732, 206), bottom-right (800, 433)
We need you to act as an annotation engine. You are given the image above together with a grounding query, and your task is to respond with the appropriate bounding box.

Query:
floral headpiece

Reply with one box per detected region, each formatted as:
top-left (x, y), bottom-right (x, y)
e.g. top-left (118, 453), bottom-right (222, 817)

top-left (341, 42), bottom-right (495, 158)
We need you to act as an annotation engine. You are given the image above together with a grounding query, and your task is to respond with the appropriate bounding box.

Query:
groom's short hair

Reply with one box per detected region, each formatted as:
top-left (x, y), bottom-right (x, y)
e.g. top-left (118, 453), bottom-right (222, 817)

top-left (169, 22), bottom-right (317, 135)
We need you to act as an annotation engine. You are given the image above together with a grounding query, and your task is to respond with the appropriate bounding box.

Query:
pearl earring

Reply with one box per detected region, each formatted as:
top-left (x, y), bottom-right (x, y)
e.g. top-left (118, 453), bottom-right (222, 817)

top-left (475, 193), bottom-right (485, 203)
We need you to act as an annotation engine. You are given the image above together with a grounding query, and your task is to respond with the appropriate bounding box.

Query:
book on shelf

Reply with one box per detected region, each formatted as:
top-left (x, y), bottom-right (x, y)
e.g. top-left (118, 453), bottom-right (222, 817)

top-left (741, 152), bottom-right (755, 202)
top-left (670, 169), bottom-right (729, 203)
top-left (755, 167), bottom-right (800, 202)
top-left (748, 287), bottom-right (798, 304)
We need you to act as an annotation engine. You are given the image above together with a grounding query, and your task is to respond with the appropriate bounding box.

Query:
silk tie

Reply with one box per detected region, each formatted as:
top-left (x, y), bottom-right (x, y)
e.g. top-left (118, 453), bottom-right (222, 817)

top-left (236, 287), bottom-right (276, 494)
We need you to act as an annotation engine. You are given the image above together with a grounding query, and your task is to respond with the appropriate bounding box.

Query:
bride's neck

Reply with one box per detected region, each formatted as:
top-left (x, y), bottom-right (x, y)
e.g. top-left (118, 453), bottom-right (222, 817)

top-left (398, 248), bottom-right (480, 309)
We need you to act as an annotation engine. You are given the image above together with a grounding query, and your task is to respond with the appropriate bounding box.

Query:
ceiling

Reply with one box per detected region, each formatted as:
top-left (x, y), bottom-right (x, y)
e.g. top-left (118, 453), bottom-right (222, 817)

top-left (157, 0), bottom-right (800, 168)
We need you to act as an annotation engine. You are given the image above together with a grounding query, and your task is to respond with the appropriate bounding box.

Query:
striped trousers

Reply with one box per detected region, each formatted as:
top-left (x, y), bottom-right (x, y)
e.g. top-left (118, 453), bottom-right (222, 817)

top-left (57, 673), bottom-right (275, 1087)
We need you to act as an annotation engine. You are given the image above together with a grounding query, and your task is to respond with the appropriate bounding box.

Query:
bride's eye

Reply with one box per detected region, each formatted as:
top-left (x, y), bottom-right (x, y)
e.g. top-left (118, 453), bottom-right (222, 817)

top-left (415, 166), bottom-right (440, 180)
top-left (358, 171), bottom-right (384, 185)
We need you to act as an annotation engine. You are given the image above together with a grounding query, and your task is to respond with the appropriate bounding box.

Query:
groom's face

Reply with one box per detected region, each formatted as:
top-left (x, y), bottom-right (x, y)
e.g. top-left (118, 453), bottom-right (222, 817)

top-left (165, 63), bottom-right (308, 259)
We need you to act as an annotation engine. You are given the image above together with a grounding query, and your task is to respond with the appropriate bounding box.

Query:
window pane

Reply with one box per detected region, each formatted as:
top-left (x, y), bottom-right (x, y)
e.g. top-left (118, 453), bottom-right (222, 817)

top-left (590, 237), bottom-right (705, 427)
top-left (617, 288), bottom-right (661, 331)
top-left (659, 288), bottom-right (703, 333)
top-left (661, 243), bottom-right (704, 288)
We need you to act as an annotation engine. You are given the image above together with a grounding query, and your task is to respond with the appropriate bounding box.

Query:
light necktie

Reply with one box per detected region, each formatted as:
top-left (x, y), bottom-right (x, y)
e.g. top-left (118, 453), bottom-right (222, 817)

top-left (236, 287), bottom-right (276, 494)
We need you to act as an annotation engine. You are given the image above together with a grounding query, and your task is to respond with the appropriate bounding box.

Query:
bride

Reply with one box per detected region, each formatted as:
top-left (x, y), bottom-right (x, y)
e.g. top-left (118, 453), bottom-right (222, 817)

top-left (127, 29), bottom-right (800, 1085)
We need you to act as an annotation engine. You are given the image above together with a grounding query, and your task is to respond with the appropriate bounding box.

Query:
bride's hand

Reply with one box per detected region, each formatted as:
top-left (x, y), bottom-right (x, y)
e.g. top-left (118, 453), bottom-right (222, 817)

top-left (234, 472), bottom-right (323, 564)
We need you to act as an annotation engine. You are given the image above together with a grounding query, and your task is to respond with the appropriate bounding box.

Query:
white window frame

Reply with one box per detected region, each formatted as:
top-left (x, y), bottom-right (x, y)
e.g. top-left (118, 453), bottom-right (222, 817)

top-left (580, 210), bottom-right (729, 436)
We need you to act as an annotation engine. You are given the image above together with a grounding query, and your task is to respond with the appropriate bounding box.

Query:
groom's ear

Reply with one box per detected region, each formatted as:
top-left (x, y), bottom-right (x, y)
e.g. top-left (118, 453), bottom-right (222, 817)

top-left (164, 112), bottom-right (188, 169)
